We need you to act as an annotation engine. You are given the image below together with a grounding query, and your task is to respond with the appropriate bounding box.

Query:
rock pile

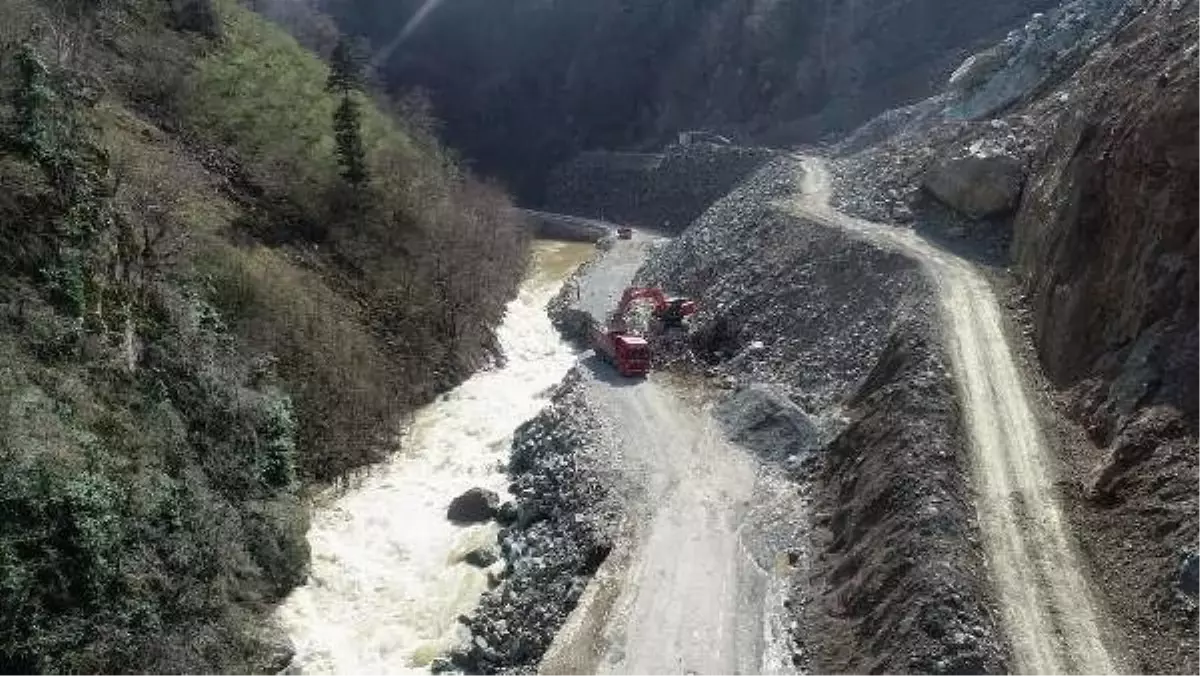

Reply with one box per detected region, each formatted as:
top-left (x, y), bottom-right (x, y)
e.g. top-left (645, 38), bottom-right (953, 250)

top-left (803, 307), bottom-right (1009, 674)
top-left (632, 153), bottom-right (1007, 672)
top-left (638, 157), bottom-right (924, 413)
top-left (714, 383), bottom-right (824, 468)
top-left (444, 371), bottom-right (620, 674)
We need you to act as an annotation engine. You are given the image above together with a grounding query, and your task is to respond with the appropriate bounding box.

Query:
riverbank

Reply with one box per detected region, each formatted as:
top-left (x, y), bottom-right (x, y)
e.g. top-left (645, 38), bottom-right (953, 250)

top-left (276, 240), bottom-right (595, 673)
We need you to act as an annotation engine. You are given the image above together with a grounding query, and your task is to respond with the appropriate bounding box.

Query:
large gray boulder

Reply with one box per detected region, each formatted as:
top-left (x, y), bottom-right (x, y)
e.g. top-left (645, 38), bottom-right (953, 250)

top-left (447, 487), bottom-right (500, 524)
top-left (923, 151), bottom-right (1025, 220)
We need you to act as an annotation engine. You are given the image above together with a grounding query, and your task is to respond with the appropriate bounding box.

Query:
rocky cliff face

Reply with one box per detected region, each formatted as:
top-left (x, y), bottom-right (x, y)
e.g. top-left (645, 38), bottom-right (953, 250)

top-left (1012, 11), bottom-right (1198, 668)
top-left (1012, 0), bottom-right (1198, 438)
top-left (654, 0), bottom-right (1058, 144)
top-left (816, 1), bottom-right (1197, 670)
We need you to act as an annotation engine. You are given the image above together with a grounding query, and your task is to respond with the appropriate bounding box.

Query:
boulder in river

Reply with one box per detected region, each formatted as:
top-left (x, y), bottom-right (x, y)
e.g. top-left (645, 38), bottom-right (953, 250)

top-left (922, 150), bottom-right (1024, 220)
top-left (447, 487), bottom-right (500, 524)
top-left (495, 500), bottom-right (519, 526)
top-left (464, 545), bottom-right (500, 568)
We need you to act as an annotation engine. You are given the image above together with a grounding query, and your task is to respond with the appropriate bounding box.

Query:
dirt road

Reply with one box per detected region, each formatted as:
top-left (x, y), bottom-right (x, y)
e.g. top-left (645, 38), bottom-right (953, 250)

top-left (787, 156), bottom-right (1119, 674)
top-left (539, 234), bottom-right (796, 675)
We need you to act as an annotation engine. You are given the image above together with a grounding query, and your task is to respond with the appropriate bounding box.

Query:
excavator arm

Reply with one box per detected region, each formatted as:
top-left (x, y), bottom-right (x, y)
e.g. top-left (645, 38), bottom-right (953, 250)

top-left (616, 287), bottom-right (669, 317)
top-left (614, 287), bottom-right (697, 329)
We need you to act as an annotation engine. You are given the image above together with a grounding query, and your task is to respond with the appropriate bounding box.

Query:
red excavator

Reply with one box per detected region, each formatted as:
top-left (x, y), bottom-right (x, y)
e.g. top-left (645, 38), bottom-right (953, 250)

top-left (591, 287), bottom-right (697, 377)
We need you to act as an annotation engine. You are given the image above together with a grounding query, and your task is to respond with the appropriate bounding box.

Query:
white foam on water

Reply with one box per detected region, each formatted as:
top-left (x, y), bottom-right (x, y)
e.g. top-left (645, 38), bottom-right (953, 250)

top-left (277, 240), bottom-right (594, 674)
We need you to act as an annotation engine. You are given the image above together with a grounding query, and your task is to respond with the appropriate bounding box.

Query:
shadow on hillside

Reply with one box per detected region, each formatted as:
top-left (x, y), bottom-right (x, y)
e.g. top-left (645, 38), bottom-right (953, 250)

top-left (910, 196), bottom-right (1011, 269)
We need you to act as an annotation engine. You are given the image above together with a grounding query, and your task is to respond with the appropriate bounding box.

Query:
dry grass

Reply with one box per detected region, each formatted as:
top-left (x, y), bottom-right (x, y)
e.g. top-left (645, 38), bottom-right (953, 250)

top-left (198, 242), bottom-right (402, 481)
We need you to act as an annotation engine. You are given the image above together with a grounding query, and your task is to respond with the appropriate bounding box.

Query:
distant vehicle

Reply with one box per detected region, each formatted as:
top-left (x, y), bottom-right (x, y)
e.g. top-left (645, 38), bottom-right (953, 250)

top-left (617, 227), bottom-right (633, 239)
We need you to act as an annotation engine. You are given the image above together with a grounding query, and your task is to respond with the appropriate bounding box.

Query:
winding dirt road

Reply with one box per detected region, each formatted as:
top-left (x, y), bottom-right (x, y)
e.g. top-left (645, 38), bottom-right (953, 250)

top-left (788, 156), bottom-right (1119, 674)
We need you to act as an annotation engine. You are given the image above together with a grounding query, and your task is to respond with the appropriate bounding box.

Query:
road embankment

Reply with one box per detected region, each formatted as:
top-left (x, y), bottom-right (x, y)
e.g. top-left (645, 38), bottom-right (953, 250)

top-left (639, 156), bottom-right (1011, 673)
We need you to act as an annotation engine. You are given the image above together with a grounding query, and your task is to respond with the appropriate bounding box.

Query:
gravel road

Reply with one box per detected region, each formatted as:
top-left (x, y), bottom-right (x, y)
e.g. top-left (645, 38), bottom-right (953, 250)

top-left (787, 155), bottom-right (1121, 674)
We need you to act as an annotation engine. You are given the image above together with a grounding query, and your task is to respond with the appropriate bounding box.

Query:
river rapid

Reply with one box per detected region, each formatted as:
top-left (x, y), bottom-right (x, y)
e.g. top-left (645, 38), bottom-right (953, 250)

top-left (277, 240), bottom-right (596, 674)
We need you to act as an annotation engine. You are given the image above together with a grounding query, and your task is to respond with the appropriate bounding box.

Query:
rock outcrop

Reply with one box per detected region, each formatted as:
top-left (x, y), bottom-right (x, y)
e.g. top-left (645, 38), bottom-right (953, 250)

top-left (943, 0), bottom-right (1136, 120)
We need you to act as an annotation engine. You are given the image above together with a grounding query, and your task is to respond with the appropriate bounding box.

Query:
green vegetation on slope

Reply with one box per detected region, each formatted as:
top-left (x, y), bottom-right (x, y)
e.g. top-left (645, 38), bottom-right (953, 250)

top-left (0, 0), bottom-right (529, 672)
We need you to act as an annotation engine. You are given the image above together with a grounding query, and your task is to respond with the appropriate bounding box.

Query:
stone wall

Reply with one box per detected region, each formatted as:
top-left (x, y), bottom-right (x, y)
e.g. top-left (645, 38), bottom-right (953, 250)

top-left (545, 144), bottom-right (775, 233)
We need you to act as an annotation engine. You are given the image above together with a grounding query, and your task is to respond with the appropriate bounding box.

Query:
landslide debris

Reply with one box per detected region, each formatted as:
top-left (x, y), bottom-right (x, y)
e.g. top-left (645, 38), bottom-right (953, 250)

top-left (636, 158), bottom-right (1007, 672)
top-left (805, 305), bottom-right (1008, 674)
top-left (639, 158), bottom-right (924, 412)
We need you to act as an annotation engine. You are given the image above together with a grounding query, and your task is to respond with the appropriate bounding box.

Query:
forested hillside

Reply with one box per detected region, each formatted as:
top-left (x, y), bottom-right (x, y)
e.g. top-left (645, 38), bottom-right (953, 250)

top-left (0, 0), bottom-right (527, 671)
top-left (327, 0), bottom-right (1057, 199)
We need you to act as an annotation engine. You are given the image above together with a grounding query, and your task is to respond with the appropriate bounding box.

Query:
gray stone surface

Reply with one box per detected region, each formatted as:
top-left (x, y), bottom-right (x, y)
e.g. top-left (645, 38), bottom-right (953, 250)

top-left (447, 487), bottom-right (500, 524)
top-left (923, 150), bottom-right (1025, 219)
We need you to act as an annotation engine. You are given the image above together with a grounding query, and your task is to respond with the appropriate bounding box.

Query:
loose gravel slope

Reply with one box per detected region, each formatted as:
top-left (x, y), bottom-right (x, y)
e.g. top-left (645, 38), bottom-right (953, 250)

top-left (788, 155), bottom-right (1121, 674)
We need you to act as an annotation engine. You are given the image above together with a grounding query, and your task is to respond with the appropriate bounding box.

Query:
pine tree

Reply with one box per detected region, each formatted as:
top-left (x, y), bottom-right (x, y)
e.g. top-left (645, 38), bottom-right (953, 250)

top-left (332, 94), bottom-right (367, 187)
top-left (327, 37), bottom-right (363, 93)
top-left (327, 37), bottom-right (368, 188)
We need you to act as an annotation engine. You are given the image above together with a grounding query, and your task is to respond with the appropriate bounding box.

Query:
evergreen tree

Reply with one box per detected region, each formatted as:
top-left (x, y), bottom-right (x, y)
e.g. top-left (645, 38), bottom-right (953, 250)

top-left (327, 37), bottom-right (363, 93)
top-left (327, 37), bottom-right (368, 188)
top-left (332, 94), bottom-right (367, 186)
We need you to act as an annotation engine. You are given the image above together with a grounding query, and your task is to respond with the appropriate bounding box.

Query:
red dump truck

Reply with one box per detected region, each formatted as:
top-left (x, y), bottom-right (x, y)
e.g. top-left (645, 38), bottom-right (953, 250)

top-left (590, 322), bottom-right (651, 377)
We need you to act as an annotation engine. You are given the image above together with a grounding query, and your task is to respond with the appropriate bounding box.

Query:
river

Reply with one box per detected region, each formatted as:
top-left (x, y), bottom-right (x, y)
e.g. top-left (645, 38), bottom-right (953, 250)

top-left (276, 239), bottom-right (596, 674)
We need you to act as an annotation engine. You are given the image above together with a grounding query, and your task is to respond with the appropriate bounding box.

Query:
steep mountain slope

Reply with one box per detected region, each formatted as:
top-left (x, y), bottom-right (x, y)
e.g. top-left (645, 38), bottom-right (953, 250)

top-left (331, 0), bottom-right (1056, 199)
top-left (0, 0), bottom-right (527, 671)
top-left (1010, 5), bottom-right (1198, 671)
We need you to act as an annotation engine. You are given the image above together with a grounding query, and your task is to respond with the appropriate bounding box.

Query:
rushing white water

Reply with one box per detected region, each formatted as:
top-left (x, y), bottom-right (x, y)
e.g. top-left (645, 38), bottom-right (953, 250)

top-left (277, 240), bottom-right (595, 675)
